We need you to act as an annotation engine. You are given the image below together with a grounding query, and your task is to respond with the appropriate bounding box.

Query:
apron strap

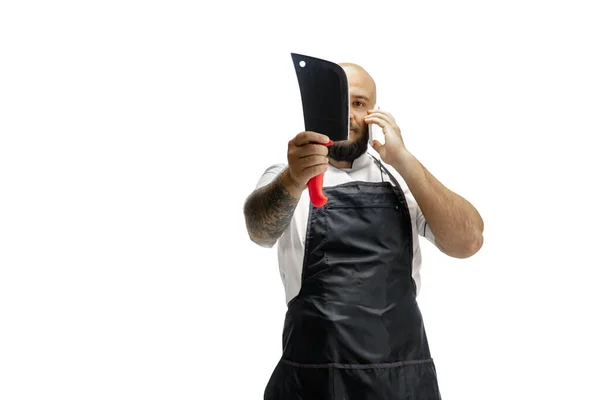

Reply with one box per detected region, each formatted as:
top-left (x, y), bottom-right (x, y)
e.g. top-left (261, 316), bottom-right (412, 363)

top-left (368, 153), bottom-right (403, 190)
top-left (368, 153), bottom-right (426, 237)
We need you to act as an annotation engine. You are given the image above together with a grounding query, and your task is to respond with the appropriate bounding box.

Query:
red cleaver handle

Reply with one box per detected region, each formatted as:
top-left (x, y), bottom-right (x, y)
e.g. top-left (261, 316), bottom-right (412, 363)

top-left (308, 140), bottom-right (334, 208)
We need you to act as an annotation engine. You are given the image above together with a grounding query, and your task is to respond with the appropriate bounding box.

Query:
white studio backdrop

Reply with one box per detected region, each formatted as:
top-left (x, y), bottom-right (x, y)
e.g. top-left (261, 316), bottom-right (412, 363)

top-left (1, 1), bottom-right (599, 399)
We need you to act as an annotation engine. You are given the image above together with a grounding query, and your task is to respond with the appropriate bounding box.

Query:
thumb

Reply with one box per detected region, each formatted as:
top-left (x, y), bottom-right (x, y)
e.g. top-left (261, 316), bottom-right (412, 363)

top-left (372, 139), bottom-right (383, 153)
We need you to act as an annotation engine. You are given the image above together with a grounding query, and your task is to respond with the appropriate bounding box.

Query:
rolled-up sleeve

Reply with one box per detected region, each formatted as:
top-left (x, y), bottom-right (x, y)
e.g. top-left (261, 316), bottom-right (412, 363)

top-left (416, 204), bottom-right (436, 245)
top-left (256, 164), bottom-right (286, 189)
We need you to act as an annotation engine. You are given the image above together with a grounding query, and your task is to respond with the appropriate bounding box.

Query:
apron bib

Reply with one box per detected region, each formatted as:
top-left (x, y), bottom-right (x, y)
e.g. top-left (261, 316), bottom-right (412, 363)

top-left (264, 159), bottom-right (442, 399)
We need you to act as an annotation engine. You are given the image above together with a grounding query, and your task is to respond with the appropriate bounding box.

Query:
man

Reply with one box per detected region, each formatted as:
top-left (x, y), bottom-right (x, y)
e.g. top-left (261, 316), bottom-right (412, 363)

top-left (243, 62), bottom-right (484, 399)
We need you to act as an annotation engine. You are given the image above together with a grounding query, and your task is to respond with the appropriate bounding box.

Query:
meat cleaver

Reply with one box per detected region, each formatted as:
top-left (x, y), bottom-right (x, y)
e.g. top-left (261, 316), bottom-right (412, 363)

top-left (291, 53), bottom-right (350, 207)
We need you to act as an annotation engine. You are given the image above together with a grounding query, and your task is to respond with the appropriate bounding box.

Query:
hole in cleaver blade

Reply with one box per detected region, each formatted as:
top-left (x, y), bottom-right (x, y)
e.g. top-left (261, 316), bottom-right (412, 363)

top-left (291, 53), bottom-right (350, 142)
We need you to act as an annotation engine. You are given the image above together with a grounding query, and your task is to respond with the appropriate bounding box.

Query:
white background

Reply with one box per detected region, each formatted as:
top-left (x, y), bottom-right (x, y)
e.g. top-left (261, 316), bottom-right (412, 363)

top-left (1, 1), bottom-right (599, 399)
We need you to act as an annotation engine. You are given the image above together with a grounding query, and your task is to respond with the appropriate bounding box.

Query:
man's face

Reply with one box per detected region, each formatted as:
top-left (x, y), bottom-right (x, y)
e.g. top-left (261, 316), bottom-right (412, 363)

top-left (328, 65), bottom-right (377, 163)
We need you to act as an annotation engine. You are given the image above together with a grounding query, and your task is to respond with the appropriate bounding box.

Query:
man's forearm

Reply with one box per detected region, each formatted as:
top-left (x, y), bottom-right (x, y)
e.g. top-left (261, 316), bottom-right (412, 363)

top-left (391, 151), bottom-right (484, 258)
top-left (244, 168), bottom-right (303, 247)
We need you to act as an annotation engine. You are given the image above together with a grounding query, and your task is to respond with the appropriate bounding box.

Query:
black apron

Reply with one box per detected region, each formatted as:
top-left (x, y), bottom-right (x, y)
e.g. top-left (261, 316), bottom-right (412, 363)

top-left (264, 158), bottom-right (442, 399)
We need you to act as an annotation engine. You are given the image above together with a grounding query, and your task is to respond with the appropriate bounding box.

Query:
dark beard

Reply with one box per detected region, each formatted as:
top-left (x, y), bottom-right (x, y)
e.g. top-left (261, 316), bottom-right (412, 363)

top-left (327, 125), bottom-right (369, 163)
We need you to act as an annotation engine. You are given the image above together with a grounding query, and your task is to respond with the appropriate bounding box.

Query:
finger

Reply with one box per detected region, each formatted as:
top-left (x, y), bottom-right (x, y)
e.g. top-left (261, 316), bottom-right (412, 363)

top-left (301, 163), bottom-right (328, 180)
top-left (288, 144), bottom-right (327, 162)
top-left (292, 131), bottom-right (330, 146)
top-left (366, 111), bottom-right (394, 125)
top-left (371, 139), bottom-right (383, 152)
top-left (368, 108), bottom-right (395, 119)
top-left (297, 143), bottom-right (329, 158)
top-left (299, 155), bottom-right (329, 170)
top-left (364, 115), bottom-right (388, 132)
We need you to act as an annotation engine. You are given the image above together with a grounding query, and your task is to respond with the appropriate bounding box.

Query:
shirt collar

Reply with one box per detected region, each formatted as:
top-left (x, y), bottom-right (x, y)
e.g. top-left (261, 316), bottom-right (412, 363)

top-left (333, 146), bottom-right (375, 172)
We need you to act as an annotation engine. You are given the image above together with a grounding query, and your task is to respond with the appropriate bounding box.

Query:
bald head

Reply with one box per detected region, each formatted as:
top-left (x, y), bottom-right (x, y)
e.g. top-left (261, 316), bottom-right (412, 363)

top-left (338, 62), bottom-right (377, 106)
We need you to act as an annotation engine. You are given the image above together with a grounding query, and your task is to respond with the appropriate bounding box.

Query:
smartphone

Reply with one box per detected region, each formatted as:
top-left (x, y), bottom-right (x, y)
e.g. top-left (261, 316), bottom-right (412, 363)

top-left (368, 105), bottom-right (385, 145)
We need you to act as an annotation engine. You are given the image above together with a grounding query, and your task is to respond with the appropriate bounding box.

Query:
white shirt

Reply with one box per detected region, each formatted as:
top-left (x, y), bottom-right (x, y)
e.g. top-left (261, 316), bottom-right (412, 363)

top-left (255, 145), bottom-right (436, 304)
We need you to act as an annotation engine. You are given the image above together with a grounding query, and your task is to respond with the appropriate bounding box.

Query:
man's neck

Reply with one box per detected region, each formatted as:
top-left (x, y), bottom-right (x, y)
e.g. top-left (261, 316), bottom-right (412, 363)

top-left (328, 158), bottom-right (352, 169)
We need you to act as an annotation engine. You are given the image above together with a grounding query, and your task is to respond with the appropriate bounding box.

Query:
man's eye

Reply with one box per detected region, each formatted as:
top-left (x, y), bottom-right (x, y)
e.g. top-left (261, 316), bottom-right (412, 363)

top-left (353, 102), bottom-right (363, 107)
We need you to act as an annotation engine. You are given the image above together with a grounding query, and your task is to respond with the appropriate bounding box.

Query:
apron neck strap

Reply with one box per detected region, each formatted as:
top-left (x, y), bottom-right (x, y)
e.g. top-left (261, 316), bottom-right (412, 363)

top-left (368, 154), bottom-right (403, 190)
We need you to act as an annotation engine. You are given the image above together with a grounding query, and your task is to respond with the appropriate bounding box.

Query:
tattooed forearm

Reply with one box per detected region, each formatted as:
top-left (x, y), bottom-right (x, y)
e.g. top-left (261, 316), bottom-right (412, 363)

top-left (244, 168), bottom-right (302, 247)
